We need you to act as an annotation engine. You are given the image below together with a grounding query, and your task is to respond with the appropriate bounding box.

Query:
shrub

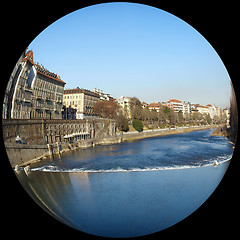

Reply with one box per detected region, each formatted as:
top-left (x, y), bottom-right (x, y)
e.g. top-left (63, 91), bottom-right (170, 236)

top-left (132, 120), bottom-right (143, 132)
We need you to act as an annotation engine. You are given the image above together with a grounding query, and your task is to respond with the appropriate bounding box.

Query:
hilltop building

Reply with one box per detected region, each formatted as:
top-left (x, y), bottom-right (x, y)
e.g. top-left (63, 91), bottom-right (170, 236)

top-left (92, 88), bottom-right (115, 101)
top-left (146, 98), bottom-right (224, 120)
top-left (141, 102), bottom-right (148, 108)
top-left (191, 104), bottom-right (222, 119)
top-left (167, 99), bottom-right (184, 112)
top-left (3, 50), bottom-right (65, 119)
top-left (116, 96), bottom-right (132, 119)
top-left (147, 102), bottom-right (162, 112)
top-left (63, 88), bottom-right (100, 119)
top-left (196, 105), bottom-right (210, 114)
top-left (206, 104), bottom-right (222, 118)
top-left (182, 101), bottom-right (191, 115)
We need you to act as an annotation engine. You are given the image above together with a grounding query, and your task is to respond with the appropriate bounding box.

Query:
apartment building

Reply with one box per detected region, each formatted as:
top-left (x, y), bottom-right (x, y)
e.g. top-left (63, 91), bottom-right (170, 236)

top-left (196, 105), bottom-right (210, 115)
top-left (63, 88), bottom-right (100, 119)
top-left (116, 96), bottom-right (132, 119)
top-left (147, 102), bottom-right (162, 112)
top-left (182, 101), bottom-right (191, 115)
top-left (167, 99), bottom-right (183, 112)
top-left (4, 50), bottom-right (65, 119)
top-left (92, 88), bottom-right (110, 101)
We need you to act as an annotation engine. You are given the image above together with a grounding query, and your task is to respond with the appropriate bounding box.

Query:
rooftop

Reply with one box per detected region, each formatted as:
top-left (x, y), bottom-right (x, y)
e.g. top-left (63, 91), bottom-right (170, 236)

top-left (168, 99), bottom-right (182, 103)
top-left (64, 88), bottom-right (100, 97)
top-left (197, 105), bottom-right (209, 109)
top-left (34, 63), bottom-right (66, 84)
top-left (22, 49), bottom-right (65, 84)
top-left (147, 102), bottom-right (162, 107)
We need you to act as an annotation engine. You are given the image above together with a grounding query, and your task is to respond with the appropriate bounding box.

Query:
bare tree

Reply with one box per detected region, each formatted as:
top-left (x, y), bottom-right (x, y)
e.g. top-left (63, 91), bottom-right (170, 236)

top-left (93, 101), bottom-right (120, 119)
top-left (130, 97), bottom-right (142, 120)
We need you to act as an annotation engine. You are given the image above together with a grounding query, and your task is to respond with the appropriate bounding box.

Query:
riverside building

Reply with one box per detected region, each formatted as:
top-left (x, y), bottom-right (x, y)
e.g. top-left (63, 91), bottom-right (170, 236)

top-left (147, 102), bottom-right (162, 112)
top-left (116, 96), bottom-right (132, 119)
top-left (63, 88), bottom-right (100, 119)
top-left (3, 50), bottom-right (65, 119)
top-left (167, 99), bottom-right (184, 112)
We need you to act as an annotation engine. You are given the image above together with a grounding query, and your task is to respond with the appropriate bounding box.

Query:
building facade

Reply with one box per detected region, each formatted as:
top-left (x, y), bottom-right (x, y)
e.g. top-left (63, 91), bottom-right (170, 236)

top-left (147, 102), bottom-right (162, 112)
top-left (223, 108), bottom-right (230, 125)
top-left (2, 52), bottom-right (25, 119)
top-left (196, 105), bottom-right (210, 115)
top-left (167, 99), bottom-right (184, 112)
top-left (3, 50), bottom-right (65, 119)
top-left (63, 88), bottom-right (100, 119)
top-left (116, 96), bottom-right (132, 119)
top-left (182, 101), bottom-right (191, 116)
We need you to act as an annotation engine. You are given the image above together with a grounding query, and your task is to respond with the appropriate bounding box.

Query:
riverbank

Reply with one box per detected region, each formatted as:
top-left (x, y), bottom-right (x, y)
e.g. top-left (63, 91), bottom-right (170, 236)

top-left (121, 124), bottom-right (218, 141)
top-left (7, 124), bottom-right (221, 168)
top-left (211, 126), bottom-right (235, 147)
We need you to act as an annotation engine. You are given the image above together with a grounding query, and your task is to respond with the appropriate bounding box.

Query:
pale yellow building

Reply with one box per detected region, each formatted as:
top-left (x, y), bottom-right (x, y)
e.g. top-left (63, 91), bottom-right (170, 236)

top-left (116, 96), bottom-right (132, 119)
top-left (63, 88), bottom-right (100, 119)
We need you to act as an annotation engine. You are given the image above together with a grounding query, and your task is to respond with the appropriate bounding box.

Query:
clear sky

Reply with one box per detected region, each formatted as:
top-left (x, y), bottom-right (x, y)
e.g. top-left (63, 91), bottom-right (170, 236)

top-left (28, 2), bottom-right (231, 109)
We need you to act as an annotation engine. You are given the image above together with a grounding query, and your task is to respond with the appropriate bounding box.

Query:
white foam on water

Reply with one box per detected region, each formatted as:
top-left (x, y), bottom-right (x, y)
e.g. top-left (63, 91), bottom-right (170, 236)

top-left (28, 156), bottom-right (232, 173)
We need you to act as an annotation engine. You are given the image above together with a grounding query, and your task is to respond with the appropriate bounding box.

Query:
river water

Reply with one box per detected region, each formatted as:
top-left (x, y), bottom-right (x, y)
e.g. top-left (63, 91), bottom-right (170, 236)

top-left (15, 129), bottom-right (233, 238)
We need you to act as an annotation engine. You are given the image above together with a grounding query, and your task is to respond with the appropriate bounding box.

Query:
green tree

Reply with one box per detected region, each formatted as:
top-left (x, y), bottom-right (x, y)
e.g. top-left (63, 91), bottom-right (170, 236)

top-left (132, 119), bottom-right (144, 132)
top-left (163, 106), bottom-right (170, 115)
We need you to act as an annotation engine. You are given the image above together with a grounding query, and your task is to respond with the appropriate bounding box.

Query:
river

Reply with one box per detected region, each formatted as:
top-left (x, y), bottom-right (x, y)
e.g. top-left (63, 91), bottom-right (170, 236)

top-left (15, 129), bottom-right (233, 238)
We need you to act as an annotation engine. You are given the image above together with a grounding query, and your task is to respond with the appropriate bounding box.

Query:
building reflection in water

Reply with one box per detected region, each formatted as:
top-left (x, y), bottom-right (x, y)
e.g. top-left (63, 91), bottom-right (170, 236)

top-left (15, 169), bottom-right (78, 229)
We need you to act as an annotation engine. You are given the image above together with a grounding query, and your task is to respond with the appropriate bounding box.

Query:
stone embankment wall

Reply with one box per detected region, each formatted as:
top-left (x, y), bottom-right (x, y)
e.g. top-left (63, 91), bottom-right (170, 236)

top-left (2, 118), bottom-right (116, 144)
top-left (5, 144), bottom-right (51, 167)
top-left (2, 118), bottom-right (116, 167)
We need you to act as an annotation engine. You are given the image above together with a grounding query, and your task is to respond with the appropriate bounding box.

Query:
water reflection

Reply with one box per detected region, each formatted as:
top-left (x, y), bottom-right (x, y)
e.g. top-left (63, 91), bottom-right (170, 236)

top-left (15, 161), bottom-right (230, 238)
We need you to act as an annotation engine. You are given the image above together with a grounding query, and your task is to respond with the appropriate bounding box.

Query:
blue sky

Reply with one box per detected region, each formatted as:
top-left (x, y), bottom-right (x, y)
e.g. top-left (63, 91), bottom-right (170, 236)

top-left (28, 2), bottom-right (231, 108)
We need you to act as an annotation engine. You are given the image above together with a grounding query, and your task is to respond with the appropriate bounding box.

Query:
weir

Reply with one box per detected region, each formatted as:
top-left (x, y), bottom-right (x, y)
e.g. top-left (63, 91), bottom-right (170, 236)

top-left (29, 157), bottom-right (231, 173)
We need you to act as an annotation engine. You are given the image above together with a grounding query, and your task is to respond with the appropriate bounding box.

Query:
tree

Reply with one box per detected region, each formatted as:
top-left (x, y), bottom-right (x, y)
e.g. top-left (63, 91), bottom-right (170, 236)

top-left (93, 101), bottom-right (120, 119)
top-left (132, 119), bottom-right (144, 132)
top-left (205, 113), bottom-right (212, 124)
top-left (130, 97), bottom-right (142, 120)
top-left (158, 107), bottom-right (168, 123)
top-left (169, 109), bottom-right (177, 125)
top-left (140, 107), bottom-right (151, 121)
top-left (177, 110), bottom-right (184, 123)
top-left (116, 115), bottom-right (129, 132)
top-left (163, 106), bottom-right (170, 115)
